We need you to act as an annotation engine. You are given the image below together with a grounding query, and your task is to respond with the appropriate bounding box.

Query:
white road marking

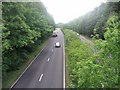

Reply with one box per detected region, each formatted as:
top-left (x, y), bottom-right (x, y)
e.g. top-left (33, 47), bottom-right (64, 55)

top-left (52, 49), bottom-right (53, 52)
top-left (47, 58), bottom-right (50, 62)
top-left (39, 74), bottom-right (43, 82)
top-left (62, 31), bottom-right (66, 88)
top-left (10, 42), bottom-right (49, 89)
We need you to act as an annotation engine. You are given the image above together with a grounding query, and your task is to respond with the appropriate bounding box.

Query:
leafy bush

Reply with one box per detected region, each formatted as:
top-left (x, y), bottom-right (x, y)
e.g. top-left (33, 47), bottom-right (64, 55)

top-left (2, 2), bottom-right (55, 77)
top-left (64, 15), bottom-right (119, 88)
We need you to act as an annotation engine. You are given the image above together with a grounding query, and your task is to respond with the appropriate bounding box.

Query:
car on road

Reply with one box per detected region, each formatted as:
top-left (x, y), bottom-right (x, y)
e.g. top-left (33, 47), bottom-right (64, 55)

top-left (77, 33), bottom-right (79, 36)
top-left (55, 42), bottom-right (61, 48)
top-left (52, 31), bottom-right (57, 37)
top-left (52, 33), bottom-right (57, 37)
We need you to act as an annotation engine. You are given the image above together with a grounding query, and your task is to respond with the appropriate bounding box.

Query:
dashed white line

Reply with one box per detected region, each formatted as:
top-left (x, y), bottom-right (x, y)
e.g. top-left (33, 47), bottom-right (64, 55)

top-left (52, 49), bottom-right (53, 52)
top-left (39, 74), bottom-right (43, 82)
top-left (10, 42), bottom-right (49, 89)
top-left (47, 58), bottom-right (50, 62)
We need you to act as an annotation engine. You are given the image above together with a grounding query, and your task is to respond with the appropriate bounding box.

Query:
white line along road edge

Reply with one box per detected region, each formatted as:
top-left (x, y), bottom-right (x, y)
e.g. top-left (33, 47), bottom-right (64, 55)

top-left (10, 39), bottom-right (49, 89)
top-left (62, 30), bottom-right (65, 89)
top-left (39, 74), bottom-right (43, 82)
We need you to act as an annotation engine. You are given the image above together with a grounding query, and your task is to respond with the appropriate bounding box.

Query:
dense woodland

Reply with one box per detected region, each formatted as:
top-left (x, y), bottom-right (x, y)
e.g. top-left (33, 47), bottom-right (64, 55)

top-left (64, 2), bottom-right (120, 39)
top-left (1, 1), bottom-right (120, 88)
top-left (2, 2), bottom-right (55, 77)
top-left (63, 1), bottom-right (119, 88)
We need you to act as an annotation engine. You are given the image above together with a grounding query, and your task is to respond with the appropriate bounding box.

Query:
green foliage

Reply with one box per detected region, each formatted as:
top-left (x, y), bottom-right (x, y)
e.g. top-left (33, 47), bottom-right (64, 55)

top-left (64, 2), bottom-right (119, 39)
top-left (64, 3), bottom-right (119, 87)
top-left (2, 2), bottom-right (55, 77)
top-left (64, 17), bottom-right (119, 88)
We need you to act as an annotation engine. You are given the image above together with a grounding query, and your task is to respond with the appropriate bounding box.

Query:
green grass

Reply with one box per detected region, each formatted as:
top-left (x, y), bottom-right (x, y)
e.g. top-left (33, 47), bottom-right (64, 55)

top-left (63, 29), bottom-right (93, 87)
top-left (3, 39), bottom-right (49, 88)
top-left (64, 28), bottom-right (118, 88)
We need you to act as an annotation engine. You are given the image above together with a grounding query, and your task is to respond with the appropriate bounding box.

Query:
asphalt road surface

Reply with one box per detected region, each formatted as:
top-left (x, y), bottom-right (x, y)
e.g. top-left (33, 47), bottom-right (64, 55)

top-left (79, 34), bottom-right (95, 52)
top-left (79, 35), bottom-right (93, 45)
top-left (11, 28), bottom-right (65, 88)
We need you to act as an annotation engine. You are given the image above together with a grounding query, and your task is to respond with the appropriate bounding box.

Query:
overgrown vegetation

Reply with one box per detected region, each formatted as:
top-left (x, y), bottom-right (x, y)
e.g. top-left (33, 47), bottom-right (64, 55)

top-left (64, 2), bottom-right (119, 39)
top-left (2, 2), bottom-right (55, 86)
top-left (63, 1), bottom-right (119, 88)
top-left (64, 14), bottom-right (119, 88)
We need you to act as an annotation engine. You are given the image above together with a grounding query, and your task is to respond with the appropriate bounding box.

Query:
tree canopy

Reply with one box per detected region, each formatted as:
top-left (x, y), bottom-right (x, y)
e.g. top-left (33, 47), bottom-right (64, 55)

top-left (64, 2), bottom-right (120, 39)
top-left (2, 2), bottom-right (55, 76)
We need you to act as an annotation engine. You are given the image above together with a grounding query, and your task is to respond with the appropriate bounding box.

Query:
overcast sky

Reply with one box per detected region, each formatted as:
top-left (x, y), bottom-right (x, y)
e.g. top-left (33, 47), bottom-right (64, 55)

top-left (41, 0), bottom-right (106, 24)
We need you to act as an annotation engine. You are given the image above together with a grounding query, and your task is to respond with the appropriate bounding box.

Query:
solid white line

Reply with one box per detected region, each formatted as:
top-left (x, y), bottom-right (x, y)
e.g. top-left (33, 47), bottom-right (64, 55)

top-left (47, 58), bottom-right (50, 62)
top-left (61, 30), bottom-right (65, 88)
top-left (10, 40), bottom-right (49, 89)
top-left (39, 74), bottom-right (43, 82)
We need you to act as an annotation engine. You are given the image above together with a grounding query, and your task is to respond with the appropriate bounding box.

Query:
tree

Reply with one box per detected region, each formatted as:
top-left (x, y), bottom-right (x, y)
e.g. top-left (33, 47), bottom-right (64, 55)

top-left (2, 2), bottom-right (55, 76)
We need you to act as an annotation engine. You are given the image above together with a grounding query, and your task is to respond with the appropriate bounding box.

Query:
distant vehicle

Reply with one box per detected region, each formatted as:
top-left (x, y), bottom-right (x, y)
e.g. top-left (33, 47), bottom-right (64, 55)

top-left (52, 31), bottom-right (57, 37)
top-left (52, 33), bottom-right (57, 37)
top-left (77, 33), bottom-right (79, 36)
top-left (55, 42), bottom-right (61, 48)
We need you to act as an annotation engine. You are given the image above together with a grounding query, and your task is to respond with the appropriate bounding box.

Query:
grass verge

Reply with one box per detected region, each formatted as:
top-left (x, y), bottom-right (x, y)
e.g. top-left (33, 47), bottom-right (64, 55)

top-left (3, 38), bottom-right (49, 88)
top-left (63, 29), bottom-right (93, 87)
top-left (63, 29), bottom-right (118, 88)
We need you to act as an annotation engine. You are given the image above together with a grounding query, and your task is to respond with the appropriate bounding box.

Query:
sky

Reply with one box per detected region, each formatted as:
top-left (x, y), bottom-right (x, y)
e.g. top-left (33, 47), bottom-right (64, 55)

top-left (41, 0), bottom-right (106, 24)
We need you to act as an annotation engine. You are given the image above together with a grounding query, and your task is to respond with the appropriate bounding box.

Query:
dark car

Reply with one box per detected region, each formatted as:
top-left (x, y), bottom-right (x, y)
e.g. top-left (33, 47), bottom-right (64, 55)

top-left (52, 34), bottom-right (57, 37)
top-left (52, 31), bottom-right (57, 37)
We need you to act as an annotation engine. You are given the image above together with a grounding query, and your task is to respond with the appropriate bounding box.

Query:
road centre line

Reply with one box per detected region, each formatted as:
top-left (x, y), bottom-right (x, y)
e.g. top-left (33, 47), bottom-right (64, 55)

top-left (10, 41), bottom-right (49, 89)
top-left (47, 58), bottom-right (50, 62)
top-left (39, 74), bottom-right (43, 82)
top-left (52, 49), bottom-right (53, 52)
